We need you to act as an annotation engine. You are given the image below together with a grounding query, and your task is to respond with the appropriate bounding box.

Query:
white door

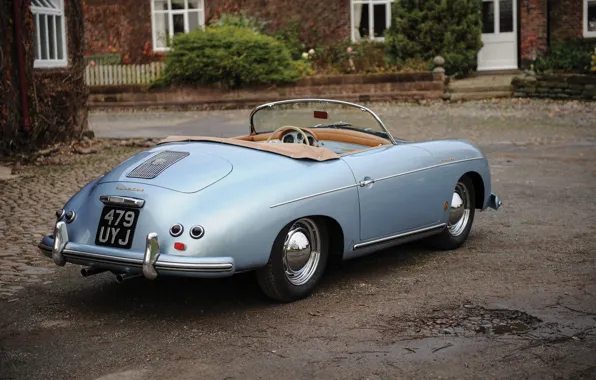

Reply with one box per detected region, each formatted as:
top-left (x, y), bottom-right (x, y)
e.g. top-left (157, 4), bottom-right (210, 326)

top-left (477, 0), bottom-right (518, 71)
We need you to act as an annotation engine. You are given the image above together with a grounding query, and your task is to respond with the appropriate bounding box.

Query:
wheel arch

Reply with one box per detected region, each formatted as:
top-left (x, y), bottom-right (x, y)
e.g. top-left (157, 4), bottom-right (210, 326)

top-left (316, 215), bottom-right (345, 261)
top-left (463, 171), bottom-right (485, 209)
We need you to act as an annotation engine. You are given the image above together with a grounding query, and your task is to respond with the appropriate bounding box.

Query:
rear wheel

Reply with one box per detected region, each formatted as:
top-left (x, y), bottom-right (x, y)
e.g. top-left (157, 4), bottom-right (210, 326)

top-left (256, 217), bottom-right (329, 302)
top-left (428, 175), bottom-right (476, 250)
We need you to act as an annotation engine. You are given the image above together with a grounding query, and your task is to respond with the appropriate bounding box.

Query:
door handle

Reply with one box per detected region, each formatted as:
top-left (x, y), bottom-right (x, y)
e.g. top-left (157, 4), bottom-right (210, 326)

top-left (359, 179), bottom-right (374, 187)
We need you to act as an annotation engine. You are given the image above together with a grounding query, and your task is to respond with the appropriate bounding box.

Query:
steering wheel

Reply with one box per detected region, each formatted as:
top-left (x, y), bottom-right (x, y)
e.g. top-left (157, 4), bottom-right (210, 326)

top-left (266, 126), bottom-right (317, 146)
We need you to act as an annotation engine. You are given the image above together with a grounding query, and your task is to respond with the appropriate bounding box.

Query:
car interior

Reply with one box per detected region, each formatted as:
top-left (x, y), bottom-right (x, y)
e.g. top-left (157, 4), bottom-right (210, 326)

top-left (233, 126), bottom-right (392, 155)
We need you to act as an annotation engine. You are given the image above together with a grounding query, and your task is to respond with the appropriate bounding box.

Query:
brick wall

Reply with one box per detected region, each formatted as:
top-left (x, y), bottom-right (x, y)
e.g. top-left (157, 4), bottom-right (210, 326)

top-left (206, 0), bottom-right (350, 49)
top-left (520, 0), bottom-right (548, 66)
top-left (84, 0), bottom-right (350, 62)
top-left (549, 0), bottom-right (583, 44)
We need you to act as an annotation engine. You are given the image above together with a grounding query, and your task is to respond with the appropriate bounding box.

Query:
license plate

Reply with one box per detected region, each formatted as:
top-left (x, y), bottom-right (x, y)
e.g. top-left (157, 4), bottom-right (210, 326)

top-left (95, 206), bottom-right (140, 249)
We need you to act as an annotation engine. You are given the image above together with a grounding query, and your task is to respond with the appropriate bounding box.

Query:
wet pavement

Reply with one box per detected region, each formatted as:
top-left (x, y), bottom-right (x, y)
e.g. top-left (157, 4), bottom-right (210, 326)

top-left (0, 99), bottom-right (595, 380)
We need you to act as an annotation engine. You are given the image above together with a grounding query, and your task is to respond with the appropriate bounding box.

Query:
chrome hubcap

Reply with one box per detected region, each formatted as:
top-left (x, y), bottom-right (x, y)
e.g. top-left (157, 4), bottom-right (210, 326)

top-left (282, 218), bottom-right (321, 286)
top-left (448, 182), bottom-right (471, 237)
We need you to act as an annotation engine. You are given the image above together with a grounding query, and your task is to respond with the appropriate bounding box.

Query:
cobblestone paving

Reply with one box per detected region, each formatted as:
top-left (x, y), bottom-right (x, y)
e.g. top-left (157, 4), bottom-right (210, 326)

top-left (0, 146), bottom-right (144, 299)
top-left (1, 99), bottom-right (595, 300)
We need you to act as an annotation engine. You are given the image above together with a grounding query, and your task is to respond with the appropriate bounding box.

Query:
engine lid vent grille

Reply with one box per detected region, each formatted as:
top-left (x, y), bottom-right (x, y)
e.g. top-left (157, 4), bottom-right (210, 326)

top-left (126, 151), bottom-right (190, 179)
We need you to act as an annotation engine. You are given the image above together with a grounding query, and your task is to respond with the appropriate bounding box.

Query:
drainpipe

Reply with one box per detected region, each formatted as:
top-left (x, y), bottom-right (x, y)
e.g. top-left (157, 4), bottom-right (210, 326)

top-left (12, 0), bottom-right (31, 133)
top-left (546, 0), bottom-right (551, 52)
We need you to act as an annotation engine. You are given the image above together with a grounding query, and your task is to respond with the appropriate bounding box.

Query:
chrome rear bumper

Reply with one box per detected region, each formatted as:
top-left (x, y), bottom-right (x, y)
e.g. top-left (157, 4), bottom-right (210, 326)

top-left (487, 192), bottom-right (502, 210)
top-left (38, 223), bottom-right (235, 279)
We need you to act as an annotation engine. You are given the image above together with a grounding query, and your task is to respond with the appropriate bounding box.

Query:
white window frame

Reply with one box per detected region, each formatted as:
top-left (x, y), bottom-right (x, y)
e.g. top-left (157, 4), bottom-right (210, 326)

top-left (584, 0), bottom-right (596, 37)
top-left (351, 0), bottom-right (395, 42)
top-left (31, 0), bottom-right (68, 68)
top-left (151, 0), bottom-right (206, 52)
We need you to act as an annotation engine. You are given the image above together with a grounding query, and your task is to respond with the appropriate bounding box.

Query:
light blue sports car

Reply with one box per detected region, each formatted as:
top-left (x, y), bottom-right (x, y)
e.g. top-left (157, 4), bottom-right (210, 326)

top-left (39, 99), bottom-right (502, 302)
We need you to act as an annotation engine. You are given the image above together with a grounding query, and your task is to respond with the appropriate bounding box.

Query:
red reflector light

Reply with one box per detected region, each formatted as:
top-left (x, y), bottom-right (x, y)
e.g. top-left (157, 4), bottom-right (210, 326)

top-left (174, 242), bottom-right (186, 251)
top-left (313, 110), bottom-right (328, 119)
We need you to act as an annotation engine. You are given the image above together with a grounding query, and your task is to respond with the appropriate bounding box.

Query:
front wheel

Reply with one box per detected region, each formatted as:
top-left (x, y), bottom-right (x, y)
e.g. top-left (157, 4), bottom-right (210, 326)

top-left (256, 217), bottom-right (329, 302)
top-left (428, 175), bottom-right (476, 250)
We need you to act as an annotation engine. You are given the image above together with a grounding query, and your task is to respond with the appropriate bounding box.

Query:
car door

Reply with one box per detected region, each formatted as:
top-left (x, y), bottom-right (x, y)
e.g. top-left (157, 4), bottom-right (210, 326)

top-left (341, 144), bottom-right (445, 242)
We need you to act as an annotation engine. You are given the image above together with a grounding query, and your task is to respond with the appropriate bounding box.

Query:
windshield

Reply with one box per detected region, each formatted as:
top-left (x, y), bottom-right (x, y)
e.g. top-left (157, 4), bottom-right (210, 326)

top-left (249, 99), bottom-right (395, 143)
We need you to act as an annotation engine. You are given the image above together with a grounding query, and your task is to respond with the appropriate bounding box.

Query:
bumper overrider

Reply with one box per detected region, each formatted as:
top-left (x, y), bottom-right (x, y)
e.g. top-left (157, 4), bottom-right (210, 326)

top-left (38, 221), bottom-right (235, 280)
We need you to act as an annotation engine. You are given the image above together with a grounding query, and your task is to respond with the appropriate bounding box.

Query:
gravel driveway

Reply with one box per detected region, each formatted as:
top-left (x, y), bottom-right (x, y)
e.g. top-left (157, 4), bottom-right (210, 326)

top-left (1, 99), bottom-right (595, 380)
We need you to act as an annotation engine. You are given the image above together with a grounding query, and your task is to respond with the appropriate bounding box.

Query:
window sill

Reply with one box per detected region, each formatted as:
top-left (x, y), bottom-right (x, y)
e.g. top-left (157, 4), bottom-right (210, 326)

top-left (34, 60), bottom-right (68, 69)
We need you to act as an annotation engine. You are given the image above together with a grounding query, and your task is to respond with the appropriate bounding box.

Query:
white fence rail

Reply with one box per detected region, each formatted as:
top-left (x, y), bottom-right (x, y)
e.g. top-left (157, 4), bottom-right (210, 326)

top-left (85, 62), bottom-right (166, 86)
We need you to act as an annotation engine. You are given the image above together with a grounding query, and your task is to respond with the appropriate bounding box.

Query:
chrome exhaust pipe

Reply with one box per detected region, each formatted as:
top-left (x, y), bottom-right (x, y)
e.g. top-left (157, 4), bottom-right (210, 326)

top-left (80, 266), bottom-right (108, 277)
top-left (115, 273), bottom-right (143, 283)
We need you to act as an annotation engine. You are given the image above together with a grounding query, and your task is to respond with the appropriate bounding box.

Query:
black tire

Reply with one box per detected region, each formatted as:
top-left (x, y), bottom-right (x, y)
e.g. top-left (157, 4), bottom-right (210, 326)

top-left (256, 217), bottom-right (329, 302)
top-left (428, 175), bottom-right (476, 250)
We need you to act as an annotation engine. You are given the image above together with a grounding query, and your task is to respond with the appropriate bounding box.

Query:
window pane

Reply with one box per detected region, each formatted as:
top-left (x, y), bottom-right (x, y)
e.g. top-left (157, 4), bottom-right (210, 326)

top-left (589, 0), bottom-right (596, 32)
top-left (48, 15), bottom-right (56, 59)
top-left (499, 0), bottom-right (513, 33)
top-left (372, 3), bottom-right (388, 37)
top-left (358, 3), bottom-right (370, 39)
top-left (153, 0), bottom-right (168, 10)
top-left (171, 0), bottom-right (185, 10)
top-left (188, 0), bottom-right (201, 10)
top-left (38, 0), bottom-right (53, 8)
top-left (482, 1), bottom-right (495, 34)
top-left (56, 15), bottom-right (64, 59)
top-left (40, 14), bottom-right (48, 59)
top-left (34, 14), bottom-right (40, 59)
top-left (173, 13), bottom-right (185, 34)
top-left (188, 11), bottom-right (201, 31)
top-left (154, 12), bottom-right (169, 48)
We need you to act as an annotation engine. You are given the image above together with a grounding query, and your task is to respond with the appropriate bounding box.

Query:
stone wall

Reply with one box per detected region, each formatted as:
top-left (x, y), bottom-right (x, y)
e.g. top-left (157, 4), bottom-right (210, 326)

top-left (88, 72), bottom-right (445, 110)
top-left (512, 74), bottom-right (596, 100)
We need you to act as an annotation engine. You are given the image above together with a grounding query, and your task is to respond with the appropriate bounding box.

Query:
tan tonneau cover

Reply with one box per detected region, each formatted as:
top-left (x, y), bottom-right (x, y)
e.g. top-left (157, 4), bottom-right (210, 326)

top-left (158, 136), bottom-right (340, 161)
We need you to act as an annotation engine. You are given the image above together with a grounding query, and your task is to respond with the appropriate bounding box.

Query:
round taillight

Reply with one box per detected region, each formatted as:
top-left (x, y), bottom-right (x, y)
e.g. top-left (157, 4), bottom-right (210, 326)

top-left (65, 211), bottom-right (76, 223)
top-left (190, 225), bottom-right (204, 239)
top-left (56, 209), bottom-right (65, 220)
top-left (169, 224), bottom-right (184, 237)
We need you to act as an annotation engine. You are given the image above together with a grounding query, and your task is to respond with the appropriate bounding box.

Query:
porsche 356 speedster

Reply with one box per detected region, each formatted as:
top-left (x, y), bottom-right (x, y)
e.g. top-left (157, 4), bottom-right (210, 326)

top-left (39, 99), bottom-right (501, 302)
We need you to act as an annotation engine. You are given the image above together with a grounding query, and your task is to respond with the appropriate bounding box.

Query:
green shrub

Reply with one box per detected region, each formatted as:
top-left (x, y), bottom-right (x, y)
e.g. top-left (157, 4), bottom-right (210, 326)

top-left (293, 59), bottom-right (315, 77)
top-left (271, 19), bottom-right (305, 60)
top-left (384, 0), bottom-right (483, 76)
top-left (534, 40), bottom-right (595, 74)
top-left (156, 25), bottom-right (300, 89)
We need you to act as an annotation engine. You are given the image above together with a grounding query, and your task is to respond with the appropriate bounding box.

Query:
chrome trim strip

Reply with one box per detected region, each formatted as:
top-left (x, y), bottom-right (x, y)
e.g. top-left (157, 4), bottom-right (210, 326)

top-left (100, 195), bottom-right (145, 208)
top-left (373, 157), bottom-right (484, 183)
top-left (65, 249), bottom-right (143, 264)
top-left (61, 249), bottom-right (234, 272)
top-left (269, 157), bottom-right (484, 208)
top-left (157, 262), bottom-right (233, 271)
top-left (353, 223), bottom-right (446, 249)
top-left (39, 242), bottom-right (52, 252)
top-left (270, 183), bottom-right (358, 208)
top-left (249, 98), bottom-right (398, 145)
